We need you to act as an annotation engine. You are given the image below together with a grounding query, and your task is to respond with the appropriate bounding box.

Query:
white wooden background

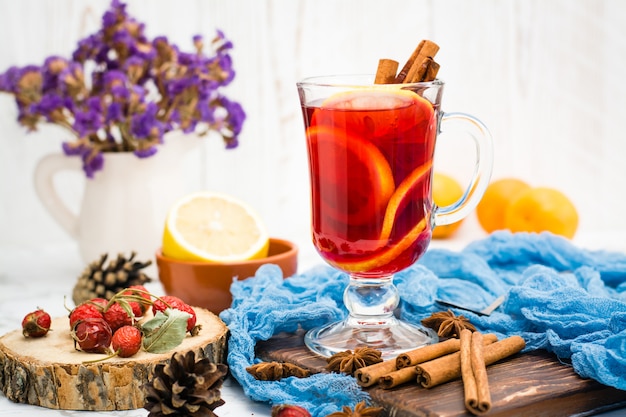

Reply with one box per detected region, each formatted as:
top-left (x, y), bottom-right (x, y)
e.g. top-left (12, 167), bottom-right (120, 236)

top-left (1, 0), bottom-right (626, 267)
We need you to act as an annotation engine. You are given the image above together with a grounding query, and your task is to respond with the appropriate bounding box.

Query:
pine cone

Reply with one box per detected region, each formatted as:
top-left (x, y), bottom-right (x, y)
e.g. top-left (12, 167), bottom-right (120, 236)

top-left (143, 351), bottom-right (228, 417)
top-left (72, 252), bottom-right (152, 305)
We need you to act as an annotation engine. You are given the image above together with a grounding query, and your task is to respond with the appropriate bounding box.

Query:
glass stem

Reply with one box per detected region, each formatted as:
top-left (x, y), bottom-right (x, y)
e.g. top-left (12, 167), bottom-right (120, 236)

top-left (343, 275), bottom-right (399, 327)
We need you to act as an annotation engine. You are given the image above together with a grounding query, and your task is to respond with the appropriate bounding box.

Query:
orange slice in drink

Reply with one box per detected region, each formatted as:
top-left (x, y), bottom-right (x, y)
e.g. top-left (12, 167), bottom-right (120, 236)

top-left (306, 125), bottom-right (395, 225)
top-left (319, 88), bottom-right (421, 110)
top-left (379, 160), bottom-right (433, 242)
top-left (331, 218), bottom-right (428, 273)
top-left (312, 88), bottom-right (433, 141)
top-left (330, 161), bottom-right (433, 273)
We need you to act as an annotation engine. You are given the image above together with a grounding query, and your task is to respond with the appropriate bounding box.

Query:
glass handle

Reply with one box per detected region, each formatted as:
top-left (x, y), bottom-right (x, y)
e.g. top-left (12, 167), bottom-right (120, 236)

top-left (433, 112), bottom-right (494, 226)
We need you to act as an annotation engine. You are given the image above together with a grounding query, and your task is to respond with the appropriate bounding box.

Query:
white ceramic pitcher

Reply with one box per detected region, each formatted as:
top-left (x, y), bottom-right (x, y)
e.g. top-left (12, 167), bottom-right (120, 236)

top-left (34, 131), bottom-right (200, 265)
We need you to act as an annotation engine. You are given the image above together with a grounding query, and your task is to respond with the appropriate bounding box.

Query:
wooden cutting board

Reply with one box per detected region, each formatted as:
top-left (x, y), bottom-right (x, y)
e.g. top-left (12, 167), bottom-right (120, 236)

top-left (256, 331), bottom-right (626, 417)
top-left (0, 307), bottom-right (228, 411)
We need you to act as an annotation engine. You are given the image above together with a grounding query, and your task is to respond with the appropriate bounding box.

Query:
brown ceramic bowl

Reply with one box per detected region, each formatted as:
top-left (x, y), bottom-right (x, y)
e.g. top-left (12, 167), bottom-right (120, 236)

top-left (155, 238), bottom-right (298, 315)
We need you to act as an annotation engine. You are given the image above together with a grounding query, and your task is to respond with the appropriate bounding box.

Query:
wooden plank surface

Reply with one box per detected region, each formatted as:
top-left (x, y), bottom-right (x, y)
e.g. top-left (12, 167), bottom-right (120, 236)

top-left (256, 331), bottom-right (626, 417)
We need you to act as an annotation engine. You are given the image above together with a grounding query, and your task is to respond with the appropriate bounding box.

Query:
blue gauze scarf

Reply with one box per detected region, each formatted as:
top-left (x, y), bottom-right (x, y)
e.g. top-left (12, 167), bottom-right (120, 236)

top-left (220, 231), bottom-right (626, 416)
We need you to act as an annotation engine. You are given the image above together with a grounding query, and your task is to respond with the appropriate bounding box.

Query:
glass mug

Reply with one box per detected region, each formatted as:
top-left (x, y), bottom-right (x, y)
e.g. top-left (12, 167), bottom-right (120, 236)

top-left (297, 75), bottom-right (494, 358)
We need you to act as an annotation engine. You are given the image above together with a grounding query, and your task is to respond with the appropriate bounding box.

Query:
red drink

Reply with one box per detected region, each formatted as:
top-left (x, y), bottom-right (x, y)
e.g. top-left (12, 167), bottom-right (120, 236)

top-left (298, 75), bottom-right (491, 357)
top-left (303, 89), bottom-right (438, 278)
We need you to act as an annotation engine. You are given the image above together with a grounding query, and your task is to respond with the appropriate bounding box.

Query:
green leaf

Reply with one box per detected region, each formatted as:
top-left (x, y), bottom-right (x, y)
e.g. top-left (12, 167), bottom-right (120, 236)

top-left (141, 309), bottom-right (191, 353)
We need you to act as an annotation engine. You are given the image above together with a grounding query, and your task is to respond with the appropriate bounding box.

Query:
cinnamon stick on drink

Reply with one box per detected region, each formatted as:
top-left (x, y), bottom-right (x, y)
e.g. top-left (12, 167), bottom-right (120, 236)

top-left (395, 40), bottom-right (439, 83)
top-left (374, 59), bottom-right (399, 84)
top-left (374, 39), bottom-right (441, 84)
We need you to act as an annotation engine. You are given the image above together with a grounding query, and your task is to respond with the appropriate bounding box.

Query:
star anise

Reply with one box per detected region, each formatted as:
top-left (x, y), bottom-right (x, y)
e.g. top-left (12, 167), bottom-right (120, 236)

top-left (326, 347), bottom-right (383, 376)
top-left (421, 309), bottom-right (476, 338)
top-left (246, 361), bottom-right (310, 381)
top-left (326, 401), bottom-right (383, 417)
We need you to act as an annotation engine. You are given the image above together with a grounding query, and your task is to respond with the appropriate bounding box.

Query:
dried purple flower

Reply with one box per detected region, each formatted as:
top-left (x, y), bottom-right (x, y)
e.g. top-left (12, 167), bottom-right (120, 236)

top-left (0, 66), bottom-right (20, 92)
top-left (130, 102), bottom-right (164, 141)
top-left (32, 93), bottom-right (65, 124)
top-left (83, 151), bottom-right (105, 179)
top-left (221, 96), bottom-right (245, 136)
top-left (124, 56), bottom-right (146, 83)
top-left (73, 97), bottom-right (105, 137)
top-left (213, 29), bottom-right (233, 53)
top-left (15, 65), bottom-right (43, 106)
top-left (106, 101), bottom-right (124, 124)
top-left (42, 56), bottom-right (69, 92)
top-left (103, 70), bottom-right (128, 89)
top-left (62, 141), bottom-right (85, 156)
top-left (192, 34), bottom-right (204, 52)
top-left (134, 146), bottom-right (158, 159)
top-left (0, 0), bottom-right (245, 177)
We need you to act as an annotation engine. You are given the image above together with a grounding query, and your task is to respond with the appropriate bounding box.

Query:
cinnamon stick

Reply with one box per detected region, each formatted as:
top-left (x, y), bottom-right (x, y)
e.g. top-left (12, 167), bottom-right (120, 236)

top-left (374, 59), bottom-right (399, 84)
top-left (461, 330), bottom-right (492, 415)
top-left (416, 334), bottom-right (525, 389)
top-left (379, 366), bottom-right (417, 389)
top-left (416, 334), bottom-right (526, 388)
top-left (424, 60), bottom-right (440, 81)
top-left (404, 56), bottom-right (430, 83)
top-left (395, 40), bottom-right (439, 83)
top-left (396, 337), bottom-right (461, 369)
top-left (373, 335), bottom-right (496, 389)
top-left (355, 358), bottom-right (398, 387)
top-left (394, 40), bottom-right (425, 83)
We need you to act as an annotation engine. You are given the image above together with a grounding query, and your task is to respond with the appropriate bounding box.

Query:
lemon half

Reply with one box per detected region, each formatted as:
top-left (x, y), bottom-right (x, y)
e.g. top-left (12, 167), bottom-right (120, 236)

top-left (162, 192), bottom-right (269, 262)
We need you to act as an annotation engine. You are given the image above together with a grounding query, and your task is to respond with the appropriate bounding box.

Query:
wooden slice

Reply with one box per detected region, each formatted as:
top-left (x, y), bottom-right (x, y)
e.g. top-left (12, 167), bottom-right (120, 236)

top-left (0, 307), bottom-right (228, 411)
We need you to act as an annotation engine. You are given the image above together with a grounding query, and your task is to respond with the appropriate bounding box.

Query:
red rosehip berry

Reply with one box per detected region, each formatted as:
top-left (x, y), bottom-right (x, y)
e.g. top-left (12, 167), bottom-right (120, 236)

top-left (22, 308), bottom-right (51, 338)
top-left (111, 325), bottom-right (142, 358)
top-left (271, 404), bottom-right (312, 417)
top-left (152, 295), bottom-right (196, 333)
top-left (103, 302), bottom-right (134, 332)
top-left (89, 297), bottom-right (109, 308)
top-left (127, 301), bottom-right (143, 318)
top-left (71, 317), bottom-right (112, 354)
top-left (69, 301), bottom-right (104, 329)
top-left (122, 285), bottom-right (152, 315)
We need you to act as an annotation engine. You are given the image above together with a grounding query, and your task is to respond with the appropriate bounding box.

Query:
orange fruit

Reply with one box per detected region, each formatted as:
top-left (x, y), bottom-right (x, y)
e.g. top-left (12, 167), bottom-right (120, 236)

top-left (504, 187), bottom-right (578, 239)
top-left (476, 178), bottom-right (531, 233)
top-left (431, 173), bottom-right (465, 239)
top-left (162, 192), bottom-right (269, 262)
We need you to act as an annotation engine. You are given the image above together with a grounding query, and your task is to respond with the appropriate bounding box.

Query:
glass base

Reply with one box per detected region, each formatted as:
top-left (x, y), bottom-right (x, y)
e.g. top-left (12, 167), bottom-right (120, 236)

top-left (304, 315), bottom-right (438, 359)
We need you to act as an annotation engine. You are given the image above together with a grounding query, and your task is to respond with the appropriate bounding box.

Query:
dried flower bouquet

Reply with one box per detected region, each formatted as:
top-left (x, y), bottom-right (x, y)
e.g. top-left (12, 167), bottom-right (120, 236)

top-left (0, 0), bottom-right (245, 177)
